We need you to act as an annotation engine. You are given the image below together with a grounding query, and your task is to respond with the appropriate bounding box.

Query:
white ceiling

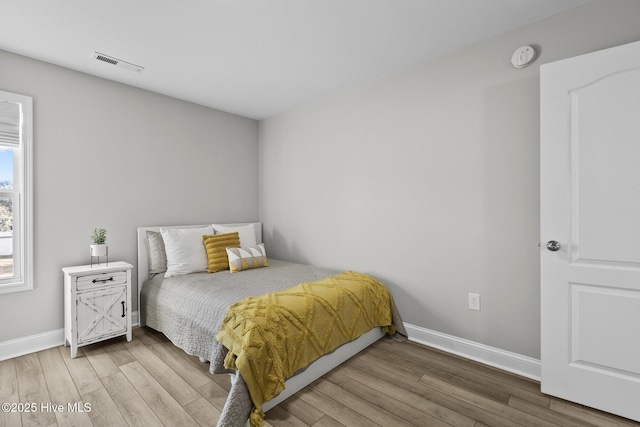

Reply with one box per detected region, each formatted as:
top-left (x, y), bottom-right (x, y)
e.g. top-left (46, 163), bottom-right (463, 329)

top-left (0, 0), bottom-right (590, 120)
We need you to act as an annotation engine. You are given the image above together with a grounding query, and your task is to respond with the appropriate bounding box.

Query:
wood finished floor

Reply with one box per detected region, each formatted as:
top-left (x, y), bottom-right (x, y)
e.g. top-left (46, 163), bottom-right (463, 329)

top-left (1, 327), bottom-right (638, 427)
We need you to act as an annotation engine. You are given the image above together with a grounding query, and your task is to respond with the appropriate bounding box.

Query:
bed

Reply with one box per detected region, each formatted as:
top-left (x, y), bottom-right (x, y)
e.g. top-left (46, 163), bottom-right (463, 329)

top-left (137, 222), bottom-right (403, 427)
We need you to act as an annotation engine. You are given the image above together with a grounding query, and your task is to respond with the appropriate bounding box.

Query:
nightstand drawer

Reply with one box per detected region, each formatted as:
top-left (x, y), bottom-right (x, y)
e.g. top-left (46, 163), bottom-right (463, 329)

top-left (76, 271), bottom-right (127, 290)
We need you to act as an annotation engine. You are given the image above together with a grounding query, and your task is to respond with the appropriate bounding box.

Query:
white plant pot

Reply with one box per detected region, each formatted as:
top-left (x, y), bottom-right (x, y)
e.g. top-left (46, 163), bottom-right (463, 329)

top-left (90, 244), bottom-right (107, 257)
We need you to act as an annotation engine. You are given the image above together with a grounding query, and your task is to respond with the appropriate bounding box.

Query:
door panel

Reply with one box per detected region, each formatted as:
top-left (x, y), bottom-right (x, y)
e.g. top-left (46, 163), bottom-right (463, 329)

top-left (541, 40), bottom-right (640, 422)
top-left (571, 284), bottom-right (640, 376)
top-left (571, 70), bottom-right (640, 264)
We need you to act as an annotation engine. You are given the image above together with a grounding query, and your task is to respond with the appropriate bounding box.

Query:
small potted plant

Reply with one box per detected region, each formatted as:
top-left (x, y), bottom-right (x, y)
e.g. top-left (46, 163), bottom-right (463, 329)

top-left (90, 228), bottom-right (108, 257)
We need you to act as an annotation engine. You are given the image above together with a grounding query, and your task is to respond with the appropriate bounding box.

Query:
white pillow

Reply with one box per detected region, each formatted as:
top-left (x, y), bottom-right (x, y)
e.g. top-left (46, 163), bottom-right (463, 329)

top-left (161, 226), bottom-right (213, 278)
top-left (212, 223), bottom-right (257, 247)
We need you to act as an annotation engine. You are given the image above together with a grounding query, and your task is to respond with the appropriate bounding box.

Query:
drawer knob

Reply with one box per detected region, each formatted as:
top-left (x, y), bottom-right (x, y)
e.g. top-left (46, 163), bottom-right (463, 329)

top-left (92, 276), bottom-right (114, 284)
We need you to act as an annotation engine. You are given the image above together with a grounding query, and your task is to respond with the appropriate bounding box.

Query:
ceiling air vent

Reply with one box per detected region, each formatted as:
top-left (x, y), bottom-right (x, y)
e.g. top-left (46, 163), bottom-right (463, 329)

top-left (92, 52), bottom-right (144, 73)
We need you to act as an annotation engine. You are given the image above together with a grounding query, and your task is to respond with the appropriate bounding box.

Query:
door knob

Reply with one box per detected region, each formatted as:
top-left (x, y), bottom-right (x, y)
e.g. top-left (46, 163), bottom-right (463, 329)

top-left (546, 240), bottom-right (561, 251)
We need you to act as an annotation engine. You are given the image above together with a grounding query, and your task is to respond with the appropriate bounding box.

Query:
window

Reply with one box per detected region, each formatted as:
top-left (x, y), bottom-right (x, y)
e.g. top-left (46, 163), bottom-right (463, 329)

top-left (0, 90), bottom-right (32, 294)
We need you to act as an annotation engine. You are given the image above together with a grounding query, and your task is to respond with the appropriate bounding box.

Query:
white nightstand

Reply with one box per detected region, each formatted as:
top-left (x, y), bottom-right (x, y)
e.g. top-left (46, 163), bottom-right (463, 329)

top-left (62, 261), bottom-right (133, 358)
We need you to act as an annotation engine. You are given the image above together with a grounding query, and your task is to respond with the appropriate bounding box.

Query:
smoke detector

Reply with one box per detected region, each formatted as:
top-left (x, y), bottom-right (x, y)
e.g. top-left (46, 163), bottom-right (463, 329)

top-left (92, 52), bottom-right (144, 73)
top-left (511, 45), bottom-right (537, 69)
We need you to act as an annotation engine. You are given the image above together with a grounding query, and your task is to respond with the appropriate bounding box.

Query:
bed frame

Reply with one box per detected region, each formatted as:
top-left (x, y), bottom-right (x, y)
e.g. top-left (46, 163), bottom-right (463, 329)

top-left (136, 222), bottom-right (385, 413)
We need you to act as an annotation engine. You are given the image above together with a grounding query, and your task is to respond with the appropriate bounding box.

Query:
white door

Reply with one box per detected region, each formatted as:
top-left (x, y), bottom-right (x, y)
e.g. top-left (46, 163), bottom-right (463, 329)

top-left (540, 40), bottom-right (640, 422)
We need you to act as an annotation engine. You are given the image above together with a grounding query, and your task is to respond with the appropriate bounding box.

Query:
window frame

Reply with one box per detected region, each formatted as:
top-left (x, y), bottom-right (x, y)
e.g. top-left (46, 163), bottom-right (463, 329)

top-left (0, 90), bottom-right (33, 294)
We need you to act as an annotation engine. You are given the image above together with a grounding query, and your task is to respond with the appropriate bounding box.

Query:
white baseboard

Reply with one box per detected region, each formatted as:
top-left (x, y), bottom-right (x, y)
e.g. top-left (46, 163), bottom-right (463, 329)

top-left (0, 311), bottom-right (139, 361)
top-left (0, 328), bottom-right (65, 361)
top-left (404, 323), bottom-right (541, 381)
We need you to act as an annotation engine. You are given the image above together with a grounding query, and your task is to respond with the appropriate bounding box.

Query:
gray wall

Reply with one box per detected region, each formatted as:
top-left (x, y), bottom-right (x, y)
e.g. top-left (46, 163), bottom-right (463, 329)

top-left (259, 0), bottom-right (640, 359)
top-left (0, 50), bottom-right (259, 342)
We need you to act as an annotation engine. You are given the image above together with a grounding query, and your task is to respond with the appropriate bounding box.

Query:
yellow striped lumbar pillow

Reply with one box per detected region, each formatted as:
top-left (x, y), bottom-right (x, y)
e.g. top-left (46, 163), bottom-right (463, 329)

top-left (202, 232), bottom-right (240, 273)
top-left (226, 244), bottom-right (268, 273)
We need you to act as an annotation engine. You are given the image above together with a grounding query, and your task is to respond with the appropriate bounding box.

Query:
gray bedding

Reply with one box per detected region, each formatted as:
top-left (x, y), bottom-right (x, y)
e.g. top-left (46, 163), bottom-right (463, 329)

top-left (140, 259), bottom-right (340, 426)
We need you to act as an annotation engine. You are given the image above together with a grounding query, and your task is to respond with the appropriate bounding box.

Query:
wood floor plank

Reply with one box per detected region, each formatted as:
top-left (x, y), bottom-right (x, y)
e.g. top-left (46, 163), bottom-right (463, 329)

top-left (275, 395), bottom-right (325, 426)
top-left (346, 357), bottom-right (517, 427)
top-left (296, 382), bottom-right (383, 427)
top-left (264, 405), bottom-right (308, 427)
top-left (368, 344), bottom-right (512, 405)
top-left (196, 381), bottom-right (230, 411)
top-left (120, 360), bottom-right (199, 427)
top-left (126, 340), bottom-right (201, 406)
top-left (549, 398), bottom-right (639, 427)
top-left (38, 347), bottom-right (92, 427)
top-left (420, 374), bottom-right (558, 427)
top-left (338, 360), bottom-right (475, 427)
top-left (131, 327), bottom-right (166, 346)
top-left (14, 352), bottom-right (57, 427)
top-left (311, 415), bottom-right (346, 427)
top-left (371, 344), bottom-right (536, 407)
top-left (184, 397), bottom-right (222, 427)
top-left (416, 381), bottom-right (526, 427)
top-left (82, 386), bottom-right (127, 427)
top-left (165, 340), bottom-right (211, 373)
top-left (101, 371), bottom-right (164, 427)
top-left (355, 348), bottom-right (423, 381)
top-left (57, 347), bottom-right (102, 397)
top-left (410, 340), bottom-right (543, 395)
top-left (380, 339), bottom-right (538, 391)
top-left (323, 370), bottom-right (453, 427)
top-left (38, 348), bottom-right (81, 402)
top-left (310, 377), bottom-right (417, 427)
top-left (375, 339), bottom-right (550, 406)
top-left (509, 396), bottom-right (599, 427)
top-left (148, 342), bottom-right (213, 389)
top-left (82, 346), bottom-right (120, 379)
top-left (211, 373), bottom-right (232, 392)
top-left (102, 341), bottom-right (136, 367)
top-left (0, 393), bottom-right (22, 427)
top-left (145, 327), bottom-right (172, 343)
top-left (0, 358), bottom-right (17, 399)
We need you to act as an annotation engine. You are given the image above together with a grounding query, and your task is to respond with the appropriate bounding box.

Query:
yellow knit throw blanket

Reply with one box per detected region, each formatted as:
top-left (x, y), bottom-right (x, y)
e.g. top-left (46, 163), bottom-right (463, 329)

top-left (215, 270), bottom-right (396, 427)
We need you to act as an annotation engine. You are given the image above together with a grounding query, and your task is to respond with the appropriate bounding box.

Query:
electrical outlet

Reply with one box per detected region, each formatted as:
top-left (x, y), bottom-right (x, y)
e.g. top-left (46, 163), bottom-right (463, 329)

top-left (468, 293), bottom-right (481, 311)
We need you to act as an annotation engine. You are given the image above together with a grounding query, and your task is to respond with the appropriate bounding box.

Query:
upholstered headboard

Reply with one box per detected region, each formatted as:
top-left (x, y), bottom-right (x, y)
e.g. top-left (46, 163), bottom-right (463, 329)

top-left (136, 222), bottom-right (262, 319)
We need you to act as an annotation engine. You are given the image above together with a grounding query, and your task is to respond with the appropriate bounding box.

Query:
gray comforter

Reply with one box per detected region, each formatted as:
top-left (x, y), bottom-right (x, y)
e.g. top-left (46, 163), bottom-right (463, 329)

top-left (140, 259), bottom-right (341, 426)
